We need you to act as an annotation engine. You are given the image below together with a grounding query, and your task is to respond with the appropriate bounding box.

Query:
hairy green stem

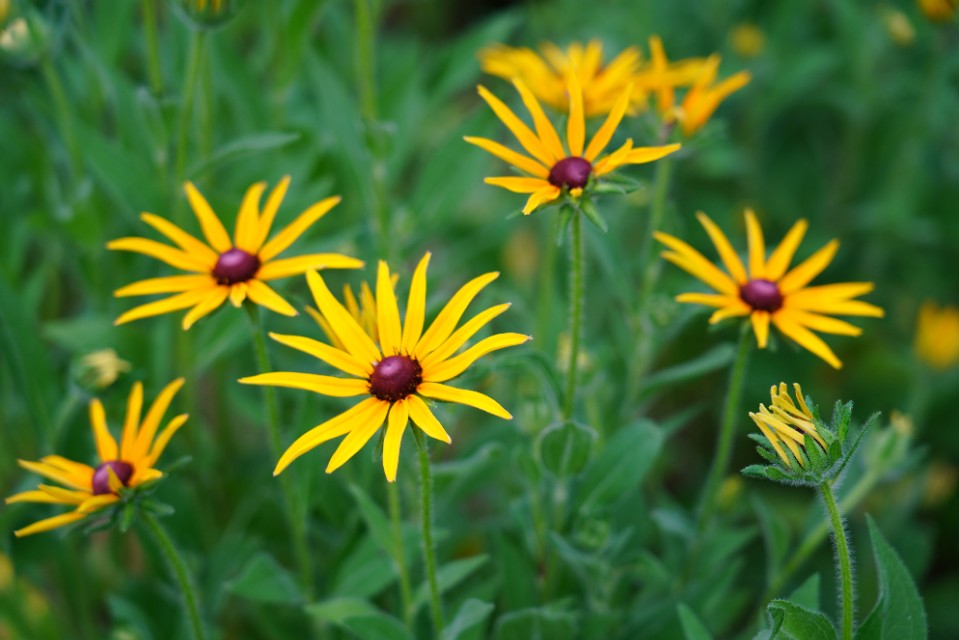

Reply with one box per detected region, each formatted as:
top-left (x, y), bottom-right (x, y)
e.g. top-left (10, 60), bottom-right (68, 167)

top-left (820, 481), bottom-right (855, 640)
top-left (697, 326), bottom-right (751, 528)
top-left (562, 212), bottom-right (584, 420)
top-left (142, 0), bottom-right (164, 94)
top-left (535, 216), bottom-right (560, 360)
top-left (387, 480), bottom-right (414, 626)
top-left (141, 511), bottom-right (206, 640)
top-left (414, 429), bottom-right (444, 634)
top-left (247, 305), bottom-right (314, 597)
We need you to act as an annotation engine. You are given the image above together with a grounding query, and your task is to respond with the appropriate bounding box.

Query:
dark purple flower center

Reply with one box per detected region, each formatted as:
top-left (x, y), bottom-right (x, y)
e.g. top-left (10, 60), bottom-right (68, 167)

top-left (213, 248), bottom-right (260, 285)
top-left (548, 156), bottom-right (592, 190)
top-left (740, 278), bottom-right (783, 312)
top-left (92, 460), bottom-right (134, 495)
top-left (369, 355), bottom-right (423, 403)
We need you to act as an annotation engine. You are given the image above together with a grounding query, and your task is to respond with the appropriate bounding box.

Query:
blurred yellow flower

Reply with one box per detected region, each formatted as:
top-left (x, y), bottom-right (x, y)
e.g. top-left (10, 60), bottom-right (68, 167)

top-left (914, 301), bottom-right (959, 370)
top-left (730, 23), bottom-right (765, 58)
top-left (649, 36), bottom-right (751, 137)
top-left (0, 0), bottom-right (9, 24)
top-left (240, 254), bottom-right (530, 481)
top-left (5, 379), bottom-right (187, 536)
top-left (466, 78), bottom-right (680, 214)
top-left (78, 348), bottom-right (132, 389)
top-left (883, 9), bottom-right (916, 45)
top-left (749, 383), bottom-right (826, 468)
top-left (108, 177), bottom-right (363, 330)
top-left (655, 210), bottom-right (884, 368)
top-left (918, 0), bottom-right (956, 22)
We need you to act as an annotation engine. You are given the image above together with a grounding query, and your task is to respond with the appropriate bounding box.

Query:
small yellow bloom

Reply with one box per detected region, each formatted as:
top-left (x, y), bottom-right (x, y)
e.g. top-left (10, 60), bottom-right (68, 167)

top-left (914, 301), bottom-right (959, 370)
top-left (918, 0), bottom-right (956, 22)
top-left (730, 23), bottom-right (765, 58)
top-left (240, 254), bottom-right (530, 481)
top-left (0, 0), bottom-right (9, 24)
top-left (5, 379), bottom-right (187, 536)
top-left (883, 9), bottom-right (916, 46)
top-left (750, 383), bottom-right (826, 468)
top-left (466, 78), bottom-right (680, 215)
top-left (108, 177), bottom-right (364, 330)
top-left (655, 210), bottom-right (884, 368)
top-left (648, 36), bottom-right (751, 137)
top-left (78, 348), bottom-right (132, 389)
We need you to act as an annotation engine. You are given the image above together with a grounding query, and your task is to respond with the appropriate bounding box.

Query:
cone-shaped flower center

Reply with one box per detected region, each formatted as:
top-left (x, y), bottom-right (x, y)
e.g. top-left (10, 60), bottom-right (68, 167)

top-left (213, 248), bottom-right (260, 285)
top-left (740, 278), bottom-right (783, 312)
top-left (92, 460), bottom-right (134, 495)
top-left (548, 156), bottom-right (592, 189)
top-left (369, 355), bottom-right (423, 403)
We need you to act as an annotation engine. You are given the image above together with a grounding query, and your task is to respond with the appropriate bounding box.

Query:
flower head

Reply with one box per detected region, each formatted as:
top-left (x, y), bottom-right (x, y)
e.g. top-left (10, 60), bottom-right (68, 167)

top-left (77, 348), bottom-right (132, 390)
top-left (655, 210), bottom-right (884, 368)
top-left (749, 383), bottom-right (825, 468)
top-left (648, 36), bottom-right (750, 137)
top-left (914, 301), bottom-right (959, 370)
top-left (5, 379), bottom-right (187, 536)
top-left (466, 79), bottom-right (680, 215)
top-left (240, 253), bottom-right (530, 481)
top-left (108, 178), bottom-right (364, 330)
top-left (729, 24), bottom-right (765, 58)
top-left (918, 0), bottom-right (956, 22)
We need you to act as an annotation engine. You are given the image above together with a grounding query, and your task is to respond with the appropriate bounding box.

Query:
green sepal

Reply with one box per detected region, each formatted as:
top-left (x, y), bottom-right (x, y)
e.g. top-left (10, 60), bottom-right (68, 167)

top-left (556, 204), bottom-right (575, 245)
top-left (578, 197), bottom-right (608, 233)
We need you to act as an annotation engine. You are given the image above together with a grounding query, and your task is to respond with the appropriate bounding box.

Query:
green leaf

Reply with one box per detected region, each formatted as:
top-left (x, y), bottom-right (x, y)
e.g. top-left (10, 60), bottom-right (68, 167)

top-left (188, 132), bottom-right (303, 178)
top-left (860, 515), bottom-right (927, 640)
top-left (442, 598), bottom-right (496, 640)
top-left (225, 552), bottom-right (302, 605)
top-left (494, 606), bottom-right (577, 640)
top-left (413, 555), bottom-right (489, 612)
top-left (306, 597), bottom-right (381, 624)
top-left (307, 598), bottom-right (414, 640)
top-left (766, 600), bottom-right (838, 640)
top-left (641, 343), bottom-right (736, 395)
top-left (788, 573), bottom-right (821, 611)
top-left (677, 603), bottom-right (714, 640)
top-left (348, 484), bottom-right (399, 561)
top-left (575, 419), bottom-right (663, 514)
top-left (535, 420), bottom-right (596, 478)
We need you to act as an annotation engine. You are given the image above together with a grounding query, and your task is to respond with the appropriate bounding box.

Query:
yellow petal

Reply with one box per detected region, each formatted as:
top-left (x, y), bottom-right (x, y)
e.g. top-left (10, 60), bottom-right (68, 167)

top-left (592, 139), bottom-right (634, 177)
top-left (119, 382), bottom-right (143, 460)
top-left (13, 511), bottom-right (88, 538)
top-left (259, 196), bottom-right (342, 262)
top-left (772, 312), bottom-right (842, 369)
top-left (182, 287), bottom-right (229, 330)
top-left (234, 181), bottom-right (267, 253)
top-left (744, 209), bottom-right (766, 279)
top-left (402, 253), bottom-right (431, 354)
top-left (484, 176), bottom-right (552, 194)
top-left (256, 253), bottom-right (364, 280)
top-left (476, 85), bottom-right (555, 168)
top-left (246, 280), bottom-right (298, 317)
top-left (107, 237), bottom-right (209, 273)
top-left (675, 293), bottom-right (741, 308)
top-left (306, 270), bottom-right (382, 365)
top-left (778, 240), bottom-right (840, 295)
top-left (417, 382), bottom-right (511, 419)
top-left (39, 456), bottom-right (95, 486)
top-left (566, 74), bottom-right (585, 157)
top-left (6, 489), bottom-right (79, 506)
top-left (420, 303), bottom-right (511, 368)
top-left (787, 282), bottom-right (875, 302)
top-left (253, 176), bottom-right (291, 250)
top-left (752, 417), bottom-right (791, 467)
top-left (523, 186), bottom-right (561, 214)
top-left (696, 211), bottom-right (747, 284)
top-left (239, 372), bottom-right (369, 397)
top-left (144, 414), bottom-right (189, 468)
top-left (376, 261), bottom-right (403, 356)
top-left (229, 282), bottom-right (248, 307)
top-left (114, 275), bottom-right (213, 297)
top-left (269, 332), bottom-right (372, 377)
top-left (273, 398), bottom-right (383, 475)
top-left (184, 181), bottom-right (232, 253)
top-left (621, 143), bottom-right (682, 165)
top-left (512, 80), bottom-right (564, 162)
top-left (779, 309), bottom-right (863, 336)
top-left (37, 484), bottom-right (91, 503)
top-left (382, 399), bottom-right (409, 482)
top-left (325, 402), bottom-right (390, 474)
top-left (787, 296), bottom-right (884, 318)
top-left (463, 136), bottom-right (549, 179)
top-left (751, 311), bottom-right (770, 348)
top-left (764, 219), bottom-right (808, 281)
top-left (114, 288), bottom-right (216, 327)
top-left (407, 394), bottom-right (452, 444)
top-left (584, 85), bottom-right (632, 162)
top-left (17, 460), bottom-right (90, 492)
top-left (414, 271), bottom-right (500, 359)
top-left (78, 494), bottom-right (120, 514)
top-left (656, 240), bottom-right (738, 296)
top-left (140, 213), bottom-right (218, 266)
top-left (423, 332), bottom-right (530, 383)
top-left (89, 399), bottom-right (117, 461)
top-left (131, 378), bottom-right (186, 462)
top-left (708, 302), bottom-right (751, 323)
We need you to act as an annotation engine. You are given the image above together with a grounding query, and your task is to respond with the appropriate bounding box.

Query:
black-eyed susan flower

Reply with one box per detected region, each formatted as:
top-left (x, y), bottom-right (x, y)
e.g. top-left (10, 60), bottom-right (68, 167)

top-left (914, 301), bottom-right (959, 370)
top-left (749, 383), bottom-right (825, 468)
top-left (655, 210), bottom-right (884, 368)
top-left (466, 78), bottom-right (680, 215)
top-left (647, 36), bottom-right (750, 137)
top-left (108, 178), bottom-right (363, 330)
top-left (240, 253), bottom-right (530, 481)
top-left (5, 379), bottom-right (186, 537)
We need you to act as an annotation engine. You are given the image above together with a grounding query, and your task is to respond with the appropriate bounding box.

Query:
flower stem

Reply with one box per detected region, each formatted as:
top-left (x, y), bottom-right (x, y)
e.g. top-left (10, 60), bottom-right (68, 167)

top-left (173, 29), bottom-right (206, 189)
top-left (562, 212), bottom-right (584, 421)
top-left (697, 325), bottom-right (751, 528)
top-left (413, 428), bottom-right (444, 635)
top-left (141, 511), bottom-right (206, 640)
top-left (142, 0), bottom-right (164, 95)
top-left (640, 154), bottom-right (674, 300)
top-left (820, 481), bottom-right (855, 640)
top-left (246, 304), bottom-right (314, 597)
top-left (387, 480), bottom-right (414, 626)
top-left (40, 58), bottom-right (81, 179)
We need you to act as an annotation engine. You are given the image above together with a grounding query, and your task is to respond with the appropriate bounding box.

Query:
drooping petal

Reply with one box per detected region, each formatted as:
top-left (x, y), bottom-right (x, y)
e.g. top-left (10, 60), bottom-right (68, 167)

top-left (37, 484), bottom-right (91, 503)
top-left (764, 219), bottom-right (808, 281)
top-left (229, 282), bottom-right (248, 307)
top-left (696, 212), bottom-right (747, 284)
top-left (234, 181), bottom-right (267, 253)
top-left (708, 302), bottom-right (751, 323)
top-left (778, 240), bottom-right (840, 295)
top-left (675, 293), bottom-right (741, 308)
top-left (484, 176), bottom-right (552, 194)
top-left (13, 511), bottom-right (88, 538)
top-left (259, 196), bottom-right (342, 262)
top-left (182, 286), bottom-right (230, 330)
top-left (417, 382), bottom-right (511, 419)
top-left (423, 332), bottom-right (530, 383)
top-left (107, 238), bottom-right (210, 273)
top-left (269, 332), bottom-right (372, 377)
top-left (139, 213), bottom-right (218, 266)
top-left (621, 143), bottom-right (682, 165)
top-left (246, 280), bottom-right (298, 317)
top-left (463, 136), bottom-right (550, 178)
top-left (114, 275), bottom-right (213, 297)
top-left (401, 253), bottom-right (431, 354)
top-left (407, 395), bottom-right (452, 444)
top-left (17, 460), bottom-right (90, 492)
top-left (306, 270), bottom-right (382, 365)
top-left (772, 312), bottom-right (842, 369)
top-left (376, 261), bottom-right (403, 356)
top-left (780, 309), bottom-right (863, 336)
top-left (382, 399), bottom-right (409, 482)
top-left (414, 271), bottom-right (500, 359)
top-left (512, 80), bottom-right (564, 161)
top-left (77, 494), bottom-right (120, 513)
top-left (256, 254), bottom-right (365, 280)
top-left (239, 372), bottom-right (370, 397)
top-left (39, 456), bottom-right (95, 487)
top-left (523, 186), bottom-right (562, 214)
top-left (184, 181), bottom-right (232, 252)
top-left (476, 85), bottom-right (556, 168)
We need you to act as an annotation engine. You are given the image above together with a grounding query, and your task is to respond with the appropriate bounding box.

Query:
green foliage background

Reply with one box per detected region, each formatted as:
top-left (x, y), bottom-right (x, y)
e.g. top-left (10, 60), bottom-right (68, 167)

top-left (1, 0), bottom-right (957, 638)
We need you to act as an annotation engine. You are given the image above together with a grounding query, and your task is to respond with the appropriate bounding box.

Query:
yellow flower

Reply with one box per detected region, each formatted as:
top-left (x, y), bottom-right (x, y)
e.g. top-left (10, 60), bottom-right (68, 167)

top-left (914, 301), bottom-right (959, 370)
top-left (749, 383), bottom-right (826, 468)
top-left (918, 0), bottom-right (956, 22)
top-left (240, 253), bottom-right (530, 481)
top-left (730, 23), bottom-right (765, 58)
top-left (108, 177), bottom-right (364, 330)
top-left (655, 210), bottom-right (884, 368)
top-left (5, 379), bottom-right (187, 537)
top-left (648, 36), bottom-right (751, 137)
top-left (78, 348), bottom-right (132, 390)
top-left (466, 78), bottom-right (680, 215)
top-left (883, 9), bottom-right (916, 46)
